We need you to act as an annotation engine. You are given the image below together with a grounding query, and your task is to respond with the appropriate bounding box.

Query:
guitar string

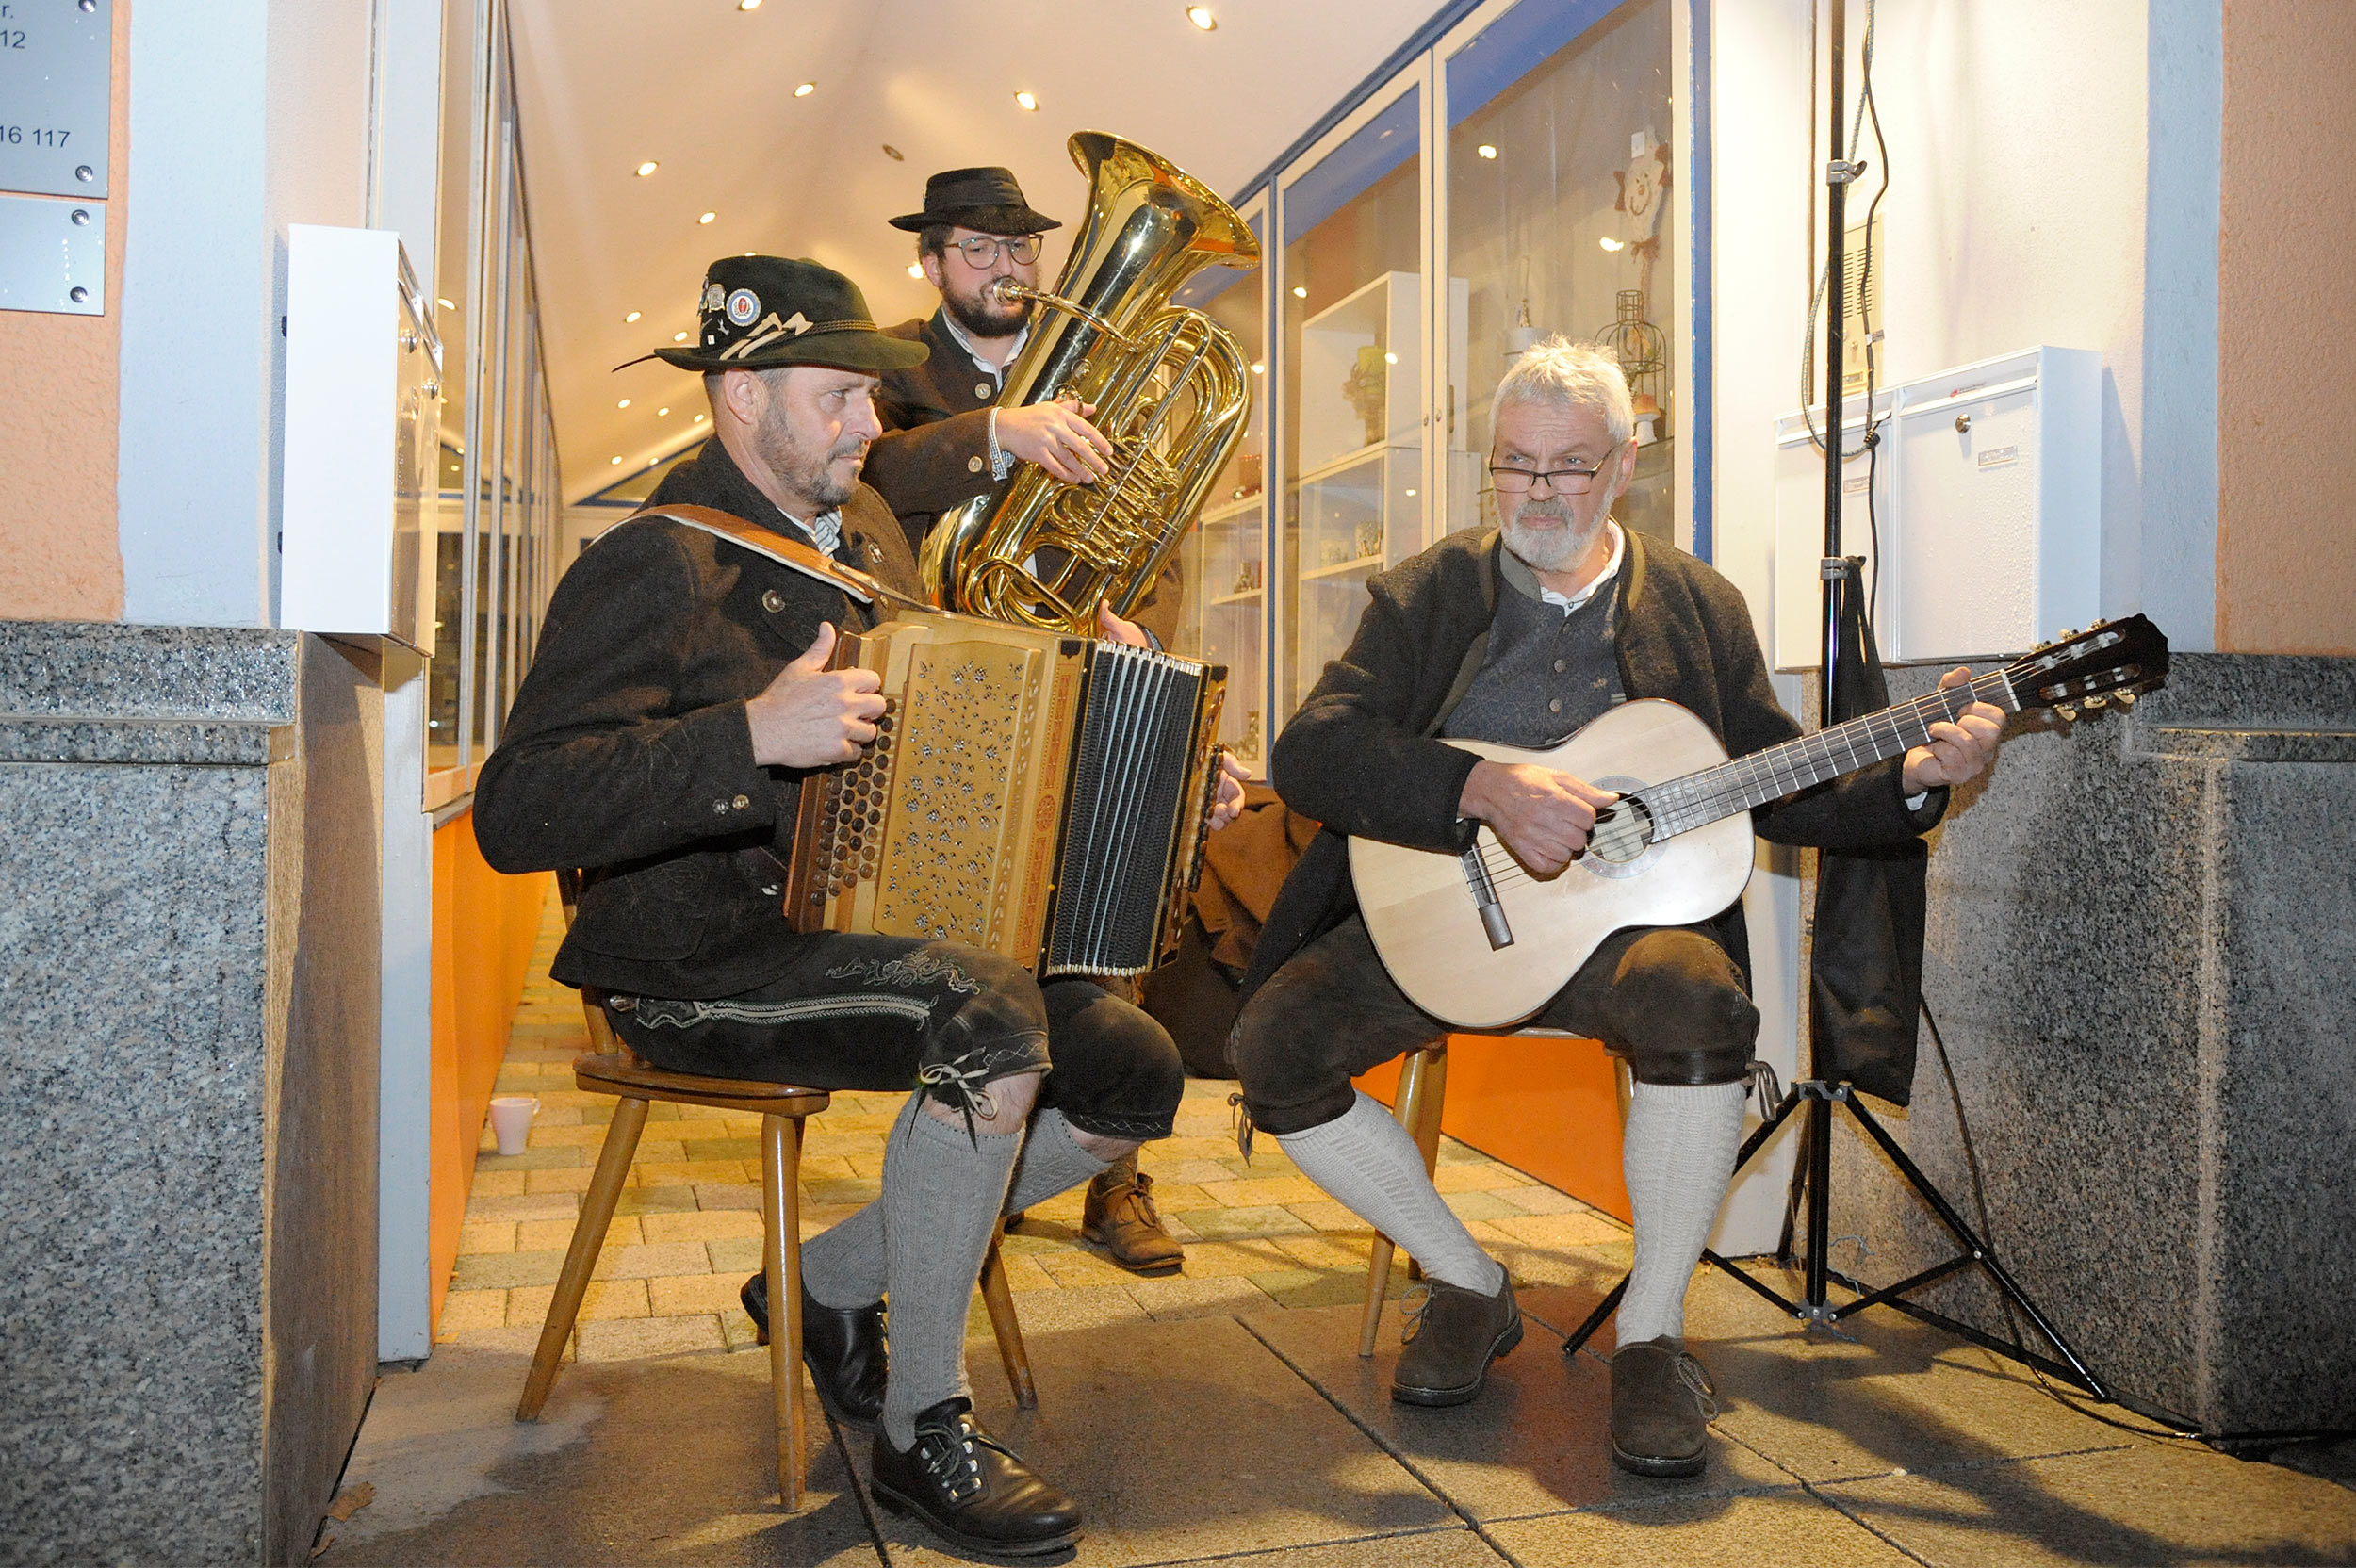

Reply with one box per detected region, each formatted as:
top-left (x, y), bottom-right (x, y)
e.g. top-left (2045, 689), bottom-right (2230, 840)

top-left (1464, 672), bottom-right (2011, 892)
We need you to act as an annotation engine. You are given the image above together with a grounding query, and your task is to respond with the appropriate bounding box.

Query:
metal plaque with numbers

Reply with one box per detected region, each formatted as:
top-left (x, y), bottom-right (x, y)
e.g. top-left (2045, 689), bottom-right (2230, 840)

top-left (0, 189), bottom-right (101, 312)
top-left (0, 0), bottom-right (111, 199)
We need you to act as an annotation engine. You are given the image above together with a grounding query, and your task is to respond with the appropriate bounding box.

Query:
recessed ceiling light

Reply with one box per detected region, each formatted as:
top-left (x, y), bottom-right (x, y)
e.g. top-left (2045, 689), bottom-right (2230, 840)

top-left (657, 407), bottom-right (670, 416)
top-left (1249, 361), bottom-right (1265, 374)
top-left (635, 160), bottom-right (659, 177)
top-left (1599, 236), bottom-right (1626, 252)
top-left (1186, 6), bottom-right (1217, 29)
top-left (694, 413), bottom-right (708, 423)
top-left (624, 310), bottom-right (641, 323)
top-left (1292, 286), bottom-right (1307, 298)
top-left (794, 82), bottom-right (815, 98)
top-left (619, 398), bottom-right (631, 409)
top-left (1477, 145), bottom-right (1497, 159)
top-left (882, 144), bottom-right (905, 161)
top-left (1014, 90), bottom-right (1039, 112)
top-left (674, 331), bottom-right (691, 342)
top-left (908, 262), bottom-right (924, 279)
top-left (698, 211), bottom-right (716, 225)
top-left (436, 297), bottom-right (455, 310)
top-left (737, 0), bottom-right (761, 9)
top-left (611, 455), bottom-right (622, 465)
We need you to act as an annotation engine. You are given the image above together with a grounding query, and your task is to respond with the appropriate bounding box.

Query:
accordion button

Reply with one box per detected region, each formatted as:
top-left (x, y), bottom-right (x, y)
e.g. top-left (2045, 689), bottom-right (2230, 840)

top-left (761, 589), bottom-right (786, 613)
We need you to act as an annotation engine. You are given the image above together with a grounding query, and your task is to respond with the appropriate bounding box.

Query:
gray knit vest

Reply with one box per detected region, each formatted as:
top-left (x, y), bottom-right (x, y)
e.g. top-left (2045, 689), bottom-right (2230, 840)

top-left (1439, 556), bottom-right (1623, 747)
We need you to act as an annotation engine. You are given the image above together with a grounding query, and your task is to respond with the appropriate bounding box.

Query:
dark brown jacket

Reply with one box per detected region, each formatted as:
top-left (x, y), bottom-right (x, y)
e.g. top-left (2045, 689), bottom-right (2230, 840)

top-left (1238, 527), bottom-right (1947, 998)
top-left (474, 440), bottom-right (919, 998)
top-left (865, 308), bottom-right (1181, 645)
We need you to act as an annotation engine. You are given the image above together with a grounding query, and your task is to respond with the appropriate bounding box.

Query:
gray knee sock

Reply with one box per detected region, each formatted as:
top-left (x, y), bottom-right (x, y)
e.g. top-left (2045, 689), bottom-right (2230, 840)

top-left (799, 1105), bottom-right (1107, 1310)
top-left (1616, 1079), bottom-right (1746, 1347)
top-left (880, 1103), bottom-right (1023, 1449)
top-left (1279, 1090), bottom-right (1504, 1295)
top-left (1003, 1108), bottom-right (1110, 1214)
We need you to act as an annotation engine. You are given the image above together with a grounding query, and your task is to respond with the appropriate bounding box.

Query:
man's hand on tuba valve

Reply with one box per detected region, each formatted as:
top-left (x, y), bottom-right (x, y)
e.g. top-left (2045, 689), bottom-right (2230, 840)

top-left (998, 397), bottom-right (1112, 484)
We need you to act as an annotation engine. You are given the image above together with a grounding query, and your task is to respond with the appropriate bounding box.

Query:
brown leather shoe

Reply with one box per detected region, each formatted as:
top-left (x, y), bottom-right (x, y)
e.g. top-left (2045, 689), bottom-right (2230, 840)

top-left (1080, 1153), bottom-right (1184, 1274)
top-left (1610, 1336), bottom-right (1717, 1478)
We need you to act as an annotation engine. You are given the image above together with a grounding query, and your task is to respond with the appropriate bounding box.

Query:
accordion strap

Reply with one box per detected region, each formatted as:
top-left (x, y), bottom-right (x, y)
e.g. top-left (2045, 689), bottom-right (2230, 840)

top-left (624, 501), bottom-right (906, 606)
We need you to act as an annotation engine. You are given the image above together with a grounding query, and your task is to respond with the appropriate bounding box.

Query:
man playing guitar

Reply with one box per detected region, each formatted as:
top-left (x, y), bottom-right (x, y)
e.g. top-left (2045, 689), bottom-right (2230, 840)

top-left (1227, 338), bottom-right (2002, 1479)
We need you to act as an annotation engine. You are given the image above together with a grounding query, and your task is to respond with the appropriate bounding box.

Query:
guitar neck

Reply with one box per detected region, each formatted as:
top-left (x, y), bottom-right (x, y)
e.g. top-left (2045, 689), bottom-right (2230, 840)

top-left (1640, 670), bottom-right (2018, 838)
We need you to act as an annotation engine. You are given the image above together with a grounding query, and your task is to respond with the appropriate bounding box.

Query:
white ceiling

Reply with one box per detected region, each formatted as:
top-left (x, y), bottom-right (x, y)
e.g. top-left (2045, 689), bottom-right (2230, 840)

top-left (505, 0), bottom-right (1448, 501)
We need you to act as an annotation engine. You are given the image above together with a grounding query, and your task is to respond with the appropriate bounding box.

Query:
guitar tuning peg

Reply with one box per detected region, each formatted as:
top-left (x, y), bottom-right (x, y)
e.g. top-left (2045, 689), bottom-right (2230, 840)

top-left (2082, 694), bottom-right (2109, 710)
top-left (2058, 629), bottom-right (2080, 642)
top-left (2113, 689), bottom-right (2136, 709)
top-left (2054, 704), bottom-right (2078, 723)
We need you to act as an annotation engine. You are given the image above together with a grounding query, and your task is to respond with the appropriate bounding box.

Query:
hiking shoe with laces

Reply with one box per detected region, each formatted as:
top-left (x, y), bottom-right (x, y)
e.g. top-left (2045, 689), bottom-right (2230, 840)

top-left (1390, 1273), bottom-right (1522, 1406)
top-left (870, 1396), bottom-right (1081, 1557)
top-left (1610, 1335), bottom-right (1718, 1478)
top-left (1081, 1153), bottom-right (1184, 1274)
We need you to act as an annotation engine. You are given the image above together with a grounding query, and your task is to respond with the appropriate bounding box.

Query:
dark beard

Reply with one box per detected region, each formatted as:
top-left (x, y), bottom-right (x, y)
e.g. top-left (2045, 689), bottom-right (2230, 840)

top-left (754, 416), bottom-right (859, 514)
top-left (941, 281), bottom-right (1031, 341)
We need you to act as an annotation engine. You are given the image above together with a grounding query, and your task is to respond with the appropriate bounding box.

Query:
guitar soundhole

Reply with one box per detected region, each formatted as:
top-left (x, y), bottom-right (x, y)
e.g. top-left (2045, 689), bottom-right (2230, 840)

top-left (1585, 787), bottom-right (1654, 869)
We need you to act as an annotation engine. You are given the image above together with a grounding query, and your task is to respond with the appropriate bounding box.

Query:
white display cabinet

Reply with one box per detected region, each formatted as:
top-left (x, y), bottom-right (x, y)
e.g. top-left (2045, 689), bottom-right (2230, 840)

top-left (1287, 270), bottom-right (1473, 711)
top-left (1771, 347), bottom-right (2100, 669)
top-left (281, 226), bottom-right (442, 652)
top-left (1183, 492), bottom-right (1270, 771)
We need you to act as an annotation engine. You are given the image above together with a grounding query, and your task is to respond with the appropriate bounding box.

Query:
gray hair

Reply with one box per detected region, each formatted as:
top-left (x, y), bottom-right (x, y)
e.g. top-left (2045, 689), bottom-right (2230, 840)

top-left (1493, 336), bottom-right (1633, 446)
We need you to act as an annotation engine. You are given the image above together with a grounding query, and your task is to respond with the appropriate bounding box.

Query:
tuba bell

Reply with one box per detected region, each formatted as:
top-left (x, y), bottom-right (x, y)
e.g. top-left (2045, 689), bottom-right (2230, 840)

top-left (919, 131), bottom-right (1261, 634)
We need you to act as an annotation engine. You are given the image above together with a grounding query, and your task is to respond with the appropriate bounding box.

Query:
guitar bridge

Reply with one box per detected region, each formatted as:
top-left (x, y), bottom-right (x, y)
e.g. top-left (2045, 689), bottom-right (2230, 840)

top-left (1460, 846), bottom-right (1514, 951)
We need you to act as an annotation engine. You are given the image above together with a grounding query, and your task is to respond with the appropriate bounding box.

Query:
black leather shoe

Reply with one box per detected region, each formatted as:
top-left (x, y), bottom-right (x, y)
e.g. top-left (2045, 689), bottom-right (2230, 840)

top-left (1390, 1274), bottom-right (1522, 1407)
top-left (870, 1396), bottom-right (1081, 1557)
top-left (1610, 1335), bottom-right (1717, 1478)
top-left (740, 1272), bottom-right (888, 1431)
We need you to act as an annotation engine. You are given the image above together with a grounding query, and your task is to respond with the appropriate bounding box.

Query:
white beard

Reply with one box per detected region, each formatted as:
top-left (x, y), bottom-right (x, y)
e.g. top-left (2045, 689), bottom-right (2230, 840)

top-left (1501, 506), bottom-right (1603, 574)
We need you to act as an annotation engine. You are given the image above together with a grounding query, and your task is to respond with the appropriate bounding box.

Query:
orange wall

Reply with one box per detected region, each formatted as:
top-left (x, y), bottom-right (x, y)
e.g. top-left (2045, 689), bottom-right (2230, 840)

top-left (428, 810), bottom-right (548, 1331)
top-left (0, 0), bottom-right (130, 620)
top-left (2216, 0), bottom-right (2356, 654)
top-left (1358, 1033), bottom-right (1629, 1222)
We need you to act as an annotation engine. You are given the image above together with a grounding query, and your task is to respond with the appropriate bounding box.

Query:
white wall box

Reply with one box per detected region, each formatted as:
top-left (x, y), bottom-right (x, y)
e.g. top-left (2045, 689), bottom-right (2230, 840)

top-left (281, 226), bottom-right (441, 650)
top-left (1771, 346), bottom-right (2101, 669)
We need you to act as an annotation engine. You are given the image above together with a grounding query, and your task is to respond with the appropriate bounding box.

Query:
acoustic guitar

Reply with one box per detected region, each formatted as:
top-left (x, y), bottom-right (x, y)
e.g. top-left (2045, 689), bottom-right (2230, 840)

top-left (1350, 617), bottom-right (2170, 1029)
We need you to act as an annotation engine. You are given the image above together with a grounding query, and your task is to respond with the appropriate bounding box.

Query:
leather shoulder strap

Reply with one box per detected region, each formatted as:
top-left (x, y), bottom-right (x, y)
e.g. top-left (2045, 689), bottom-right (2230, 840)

top-left (622, 502), bottom-right (892, 605)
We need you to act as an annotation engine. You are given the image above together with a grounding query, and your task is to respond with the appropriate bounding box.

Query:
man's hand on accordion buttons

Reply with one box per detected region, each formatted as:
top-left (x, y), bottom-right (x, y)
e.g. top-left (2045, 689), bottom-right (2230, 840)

top-left (746, 623), bottom-right (887, 768)
top-left (1208, 750), bottom-right (1249, 831)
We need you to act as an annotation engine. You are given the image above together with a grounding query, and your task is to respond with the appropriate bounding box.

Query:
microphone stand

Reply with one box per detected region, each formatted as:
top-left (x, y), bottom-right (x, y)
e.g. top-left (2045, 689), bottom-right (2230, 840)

top-left (1562, 0), bottom-right (2113, 1404)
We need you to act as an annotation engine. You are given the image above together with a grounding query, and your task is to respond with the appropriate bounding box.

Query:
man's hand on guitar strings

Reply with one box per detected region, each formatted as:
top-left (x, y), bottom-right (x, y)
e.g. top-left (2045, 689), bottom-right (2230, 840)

top-left (1900, 666), bottom-right (2006, 794)
top-left (1458, 759), bottom-right (1621, 875)
top-left (745, 622), bottom-right (888, 768)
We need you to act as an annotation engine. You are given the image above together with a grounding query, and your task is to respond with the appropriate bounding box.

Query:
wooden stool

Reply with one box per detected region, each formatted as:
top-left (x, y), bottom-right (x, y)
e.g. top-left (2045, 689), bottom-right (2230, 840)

top-left (1358, 1032), bottom-right (1630, 1357)
top-left (517, 880), bottom-right (1036, 1511)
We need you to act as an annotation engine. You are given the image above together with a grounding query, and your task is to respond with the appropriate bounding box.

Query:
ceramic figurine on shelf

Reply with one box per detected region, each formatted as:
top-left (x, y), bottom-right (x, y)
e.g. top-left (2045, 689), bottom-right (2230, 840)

top-left (1344, 345), bottom-right (1387, 450)
top-left (1355, 519), bottom-right (1384, 562)
top-left (1235, 710), bottom-right (1263, 762)
top-left (1319, 539), bottom-right (1350, 568)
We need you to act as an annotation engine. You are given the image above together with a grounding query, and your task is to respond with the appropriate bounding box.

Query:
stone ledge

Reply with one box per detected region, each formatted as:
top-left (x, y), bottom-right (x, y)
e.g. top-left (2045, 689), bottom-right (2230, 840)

top-left (0, 621), bottom-right (298, 721)
top-left (0, 712), bottom-right (288, 765)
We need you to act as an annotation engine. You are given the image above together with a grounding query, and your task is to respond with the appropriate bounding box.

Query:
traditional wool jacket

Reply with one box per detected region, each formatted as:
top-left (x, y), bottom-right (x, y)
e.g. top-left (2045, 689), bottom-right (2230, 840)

top-left (474, 441), bottom-right (921, 1000)
top-left (1237, 527), bottom-right (1947, 1000)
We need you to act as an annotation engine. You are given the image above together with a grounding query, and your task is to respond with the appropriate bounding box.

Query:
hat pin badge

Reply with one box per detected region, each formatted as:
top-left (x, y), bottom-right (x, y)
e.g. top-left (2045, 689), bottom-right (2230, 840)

top-left (726, 288), bottom-right (761, 327)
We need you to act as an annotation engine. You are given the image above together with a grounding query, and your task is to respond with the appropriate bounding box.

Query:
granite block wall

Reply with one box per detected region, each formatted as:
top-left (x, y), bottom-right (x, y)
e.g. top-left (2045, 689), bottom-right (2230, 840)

top-left (1804, 652), bottom-right (2356, 1437)
top-left (0, 623), bottom-right (383, 1564)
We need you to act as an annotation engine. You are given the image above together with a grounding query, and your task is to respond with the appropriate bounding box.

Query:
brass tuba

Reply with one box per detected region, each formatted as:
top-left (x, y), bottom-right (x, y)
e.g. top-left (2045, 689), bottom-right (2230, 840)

top-left (919, 131), bottom-right (1261, 634)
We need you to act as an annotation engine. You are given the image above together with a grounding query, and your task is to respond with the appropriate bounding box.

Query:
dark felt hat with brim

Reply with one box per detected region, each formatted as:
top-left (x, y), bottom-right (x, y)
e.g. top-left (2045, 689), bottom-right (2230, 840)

top-left (887, 166), bottom-right (1061, 235)
top-left (618, 255), bottom-right (930, 375)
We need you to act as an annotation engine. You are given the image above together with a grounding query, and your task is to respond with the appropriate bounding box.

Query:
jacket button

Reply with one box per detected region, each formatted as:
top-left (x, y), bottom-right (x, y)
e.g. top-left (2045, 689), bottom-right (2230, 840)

top-left (1554, 658), bottom-right (1567, 674)
top-left (967, 454), bottom-right (986, 474)
top-left (974, 381), bottom-right (993, 400)
top-left (761, 589), bottom-right (785, 613)
top-left (732, 793), bottom-right (751, 809)
top-left (1548, 698), bottom-right (1563, 713)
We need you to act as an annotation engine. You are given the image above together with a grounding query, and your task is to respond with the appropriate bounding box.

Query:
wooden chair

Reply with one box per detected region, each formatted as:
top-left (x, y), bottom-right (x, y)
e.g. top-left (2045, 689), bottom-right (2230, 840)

top-left (1358, 1032), bottom-right (1631, 1357)
top-left (516, 874), bottom-right (1036, 1511)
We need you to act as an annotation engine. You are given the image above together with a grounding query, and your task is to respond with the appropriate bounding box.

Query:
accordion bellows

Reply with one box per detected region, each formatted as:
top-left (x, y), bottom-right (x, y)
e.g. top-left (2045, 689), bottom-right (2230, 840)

top-left (785, 611), bottom-right (1226, 978)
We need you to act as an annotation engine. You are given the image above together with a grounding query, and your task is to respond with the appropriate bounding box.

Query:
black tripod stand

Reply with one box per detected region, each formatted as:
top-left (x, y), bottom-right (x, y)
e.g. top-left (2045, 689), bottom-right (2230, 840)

top-left (1562, 0), bottom-right (2108, 1402)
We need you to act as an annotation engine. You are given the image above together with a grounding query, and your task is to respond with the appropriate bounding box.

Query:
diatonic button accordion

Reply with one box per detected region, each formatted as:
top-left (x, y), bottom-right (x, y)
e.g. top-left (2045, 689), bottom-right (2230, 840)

top-left (784, 610), bottom-right (1227, 978)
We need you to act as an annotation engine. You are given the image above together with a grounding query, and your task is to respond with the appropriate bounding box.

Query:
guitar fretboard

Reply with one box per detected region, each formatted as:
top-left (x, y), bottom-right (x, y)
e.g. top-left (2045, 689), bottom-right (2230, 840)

top-left (1637, 670), bottom-right (2018, 840)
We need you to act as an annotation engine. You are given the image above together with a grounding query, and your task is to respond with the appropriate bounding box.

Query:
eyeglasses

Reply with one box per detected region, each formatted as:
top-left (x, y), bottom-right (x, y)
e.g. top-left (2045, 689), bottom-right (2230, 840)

top-left (947, 233), bottom-right (1041, 268)
top-left (1487, 441), bottom-right (1624, 496)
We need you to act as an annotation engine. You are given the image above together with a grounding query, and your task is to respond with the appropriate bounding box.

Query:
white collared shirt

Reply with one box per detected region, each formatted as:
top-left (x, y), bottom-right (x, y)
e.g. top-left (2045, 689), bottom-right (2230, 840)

top-left (938, 309), bottom-right (1029, 388)
top-left (778, 508), bottom-right (843, 557)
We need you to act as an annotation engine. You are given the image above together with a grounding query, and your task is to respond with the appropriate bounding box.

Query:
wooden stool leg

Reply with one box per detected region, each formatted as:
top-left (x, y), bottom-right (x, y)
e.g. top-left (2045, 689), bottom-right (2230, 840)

top-left (518, 1096), bottom-right (649, 1419)
top-left (977, 1227), bottom-right (1037, 1410)
top-left (762, 1111), bottom-right (809, 1511)
top-left (1358, 1045), bottom-right (1449, 1358)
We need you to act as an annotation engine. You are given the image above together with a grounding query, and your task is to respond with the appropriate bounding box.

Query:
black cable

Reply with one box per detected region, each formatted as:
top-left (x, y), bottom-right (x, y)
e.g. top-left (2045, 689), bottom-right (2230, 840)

top-left (1801, 0), bottom-right (1885, 467)
top-left (1922, 999), bottom-right (2201, 1443)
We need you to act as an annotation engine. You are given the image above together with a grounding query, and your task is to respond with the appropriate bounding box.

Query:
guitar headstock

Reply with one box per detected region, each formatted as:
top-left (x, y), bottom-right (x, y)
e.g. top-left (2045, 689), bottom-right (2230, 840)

top-left (2003, 615), bottom-right (2169, 720)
